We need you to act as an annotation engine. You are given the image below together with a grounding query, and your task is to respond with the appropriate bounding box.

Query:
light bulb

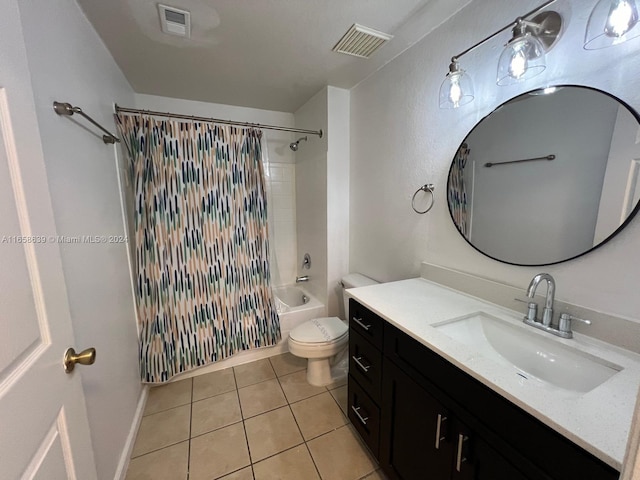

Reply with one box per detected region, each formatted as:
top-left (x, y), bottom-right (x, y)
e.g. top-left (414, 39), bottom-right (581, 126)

top-left (605, 0), bottom-right (639, 37)
top-left (497, 27), bottom-right (546, 85)
top-left (449, 76), bottom-right (462, 107)
top-left (508, 49), bottom-right (527, 79)
top-left (439, 61), bottom-right (474, 109)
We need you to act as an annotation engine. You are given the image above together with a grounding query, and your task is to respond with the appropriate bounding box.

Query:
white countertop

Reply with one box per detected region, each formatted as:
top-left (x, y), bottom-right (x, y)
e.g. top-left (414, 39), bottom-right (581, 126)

top-left (347, 277), bottom-right (640, 470)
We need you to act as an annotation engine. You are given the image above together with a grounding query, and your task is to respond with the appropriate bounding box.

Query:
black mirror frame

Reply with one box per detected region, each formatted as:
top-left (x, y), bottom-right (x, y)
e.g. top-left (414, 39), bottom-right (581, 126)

top-left (446, 84), bottom-right (640, 267)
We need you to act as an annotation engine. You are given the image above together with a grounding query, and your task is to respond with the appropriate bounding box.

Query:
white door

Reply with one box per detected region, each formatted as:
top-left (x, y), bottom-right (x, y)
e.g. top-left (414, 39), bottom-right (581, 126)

top-left (0, 1), bottom-right (97, 478)
top-left (594, 104), bottom-right (640, 244)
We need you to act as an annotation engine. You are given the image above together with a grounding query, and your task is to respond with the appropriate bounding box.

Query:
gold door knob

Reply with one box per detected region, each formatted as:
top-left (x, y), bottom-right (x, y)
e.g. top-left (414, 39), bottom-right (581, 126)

top-left (63, 347), bottom-right (96, 373)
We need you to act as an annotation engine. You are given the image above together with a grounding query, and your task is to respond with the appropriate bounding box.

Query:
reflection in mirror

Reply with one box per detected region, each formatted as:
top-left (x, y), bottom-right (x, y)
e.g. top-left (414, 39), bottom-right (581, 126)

top-left (447, 86), bottom-right (640, 266)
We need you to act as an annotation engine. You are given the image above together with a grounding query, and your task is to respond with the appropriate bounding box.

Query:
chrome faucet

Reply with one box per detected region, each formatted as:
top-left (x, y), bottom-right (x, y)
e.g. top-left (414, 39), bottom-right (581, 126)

top-left (520, 273), bottom-right (591, 339)
top-left (295, 275), bottom-right (309, 283)
top-left (526, 273), bottom-right (555, 327)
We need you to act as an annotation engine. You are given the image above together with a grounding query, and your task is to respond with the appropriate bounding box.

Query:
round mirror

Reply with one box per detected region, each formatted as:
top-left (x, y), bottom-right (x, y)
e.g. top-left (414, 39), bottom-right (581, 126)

top-left (447, 85), bottom-right (640, 266)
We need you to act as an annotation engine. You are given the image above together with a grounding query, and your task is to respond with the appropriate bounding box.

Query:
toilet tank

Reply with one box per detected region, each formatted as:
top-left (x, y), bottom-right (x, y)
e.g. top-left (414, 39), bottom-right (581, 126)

top-left (340, 273), bottom-right (379, 319)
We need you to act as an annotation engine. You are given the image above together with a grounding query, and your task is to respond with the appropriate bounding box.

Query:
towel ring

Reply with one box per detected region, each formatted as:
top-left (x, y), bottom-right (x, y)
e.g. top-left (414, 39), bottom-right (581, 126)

top-left (412, 184), bottom-right (435, 214)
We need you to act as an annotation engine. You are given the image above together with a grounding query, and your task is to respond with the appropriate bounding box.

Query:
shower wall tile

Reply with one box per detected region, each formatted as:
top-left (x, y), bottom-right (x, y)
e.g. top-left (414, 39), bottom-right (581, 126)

top-left (268, 163), bottom-right (297, 286)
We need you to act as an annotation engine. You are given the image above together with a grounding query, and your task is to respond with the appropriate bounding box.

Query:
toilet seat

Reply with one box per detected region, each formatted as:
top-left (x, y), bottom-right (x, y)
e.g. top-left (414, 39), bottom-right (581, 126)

top-left (289, 317), bottom-right (348, 345)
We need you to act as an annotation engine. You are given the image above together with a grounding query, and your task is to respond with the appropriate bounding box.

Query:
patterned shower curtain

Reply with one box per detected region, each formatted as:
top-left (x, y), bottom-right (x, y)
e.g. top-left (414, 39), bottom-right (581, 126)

top-left (448, 142), bottom-right (470, 239)
top-left (117, 114), bottom-right (281, 383)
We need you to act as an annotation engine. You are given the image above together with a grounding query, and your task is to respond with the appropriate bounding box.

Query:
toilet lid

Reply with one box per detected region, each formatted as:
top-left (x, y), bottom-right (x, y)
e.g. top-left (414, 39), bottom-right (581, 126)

top-left (289, 317), bottom-right (348, 343)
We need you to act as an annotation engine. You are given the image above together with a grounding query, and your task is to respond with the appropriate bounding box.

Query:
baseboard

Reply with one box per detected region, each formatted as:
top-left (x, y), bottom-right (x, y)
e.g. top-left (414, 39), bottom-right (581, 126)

top-left (113, 385), bottom-right (149, 480)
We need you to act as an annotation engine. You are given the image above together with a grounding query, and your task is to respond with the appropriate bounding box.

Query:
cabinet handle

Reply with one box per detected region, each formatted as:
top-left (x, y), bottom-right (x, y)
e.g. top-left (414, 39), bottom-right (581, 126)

top-left (435, 414), bottom-right (447, 449)
top-left (352, 355), bottom-right (371, 373)
top-left (352, 317), bottom-right (372, 331)
top-left (455, 434), bottom-right (469, 472)
top-left (351, 405), bottom-right (369, 425)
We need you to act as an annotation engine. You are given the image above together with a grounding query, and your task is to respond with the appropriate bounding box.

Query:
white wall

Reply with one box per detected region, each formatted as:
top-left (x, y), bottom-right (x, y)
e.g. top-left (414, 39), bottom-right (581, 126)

top-left (327, 87), bottom-right (351, 318)
top-left (294, 89), bottom-right (329, 302)
top-left (294, 87), bottom-right (351, 317)
top-left (134, 94), bottom-right (298, 285)
top-left (17, 0), bottom-right (141, 478)
top-left (350, 0), bottom-right (640, 322)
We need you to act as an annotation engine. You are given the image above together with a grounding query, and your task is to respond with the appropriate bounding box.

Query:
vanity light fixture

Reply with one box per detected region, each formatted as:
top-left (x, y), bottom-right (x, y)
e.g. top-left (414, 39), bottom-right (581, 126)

top-left (439, 0), bottom-right (563, 109)
top-left (584, 0), bottom-right (640, 49)
top-left (496, 17), bottom-right (548, 86)
top-left (438, 59), bottom-right (474, 108)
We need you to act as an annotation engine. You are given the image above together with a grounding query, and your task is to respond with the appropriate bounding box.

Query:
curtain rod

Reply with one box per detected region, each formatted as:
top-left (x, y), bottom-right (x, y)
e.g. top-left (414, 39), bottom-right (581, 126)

top-left (53, 101), bottom-right (120, 144)
top-left (114, 105), bottom-right (323, 138)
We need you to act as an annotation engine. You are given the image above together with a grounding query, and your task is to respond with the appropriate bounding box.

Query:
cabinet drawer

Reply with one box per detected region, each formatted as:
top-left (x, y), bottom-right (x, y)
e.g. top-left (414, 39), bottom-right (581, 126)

top-left (349, 299), bottom-right (384, 349)
top-left (348, 375), bottom-right (380, 459)
top-left (349, 329), bottom-right (382, 402)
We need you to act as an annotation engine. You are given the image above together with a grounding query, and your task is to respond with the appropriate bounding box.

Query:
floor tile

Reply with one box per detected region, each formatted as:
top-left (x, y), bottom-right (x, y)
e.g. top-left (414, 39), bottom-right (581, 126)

top-left (218, 466), bottom-right (254, 479)
top-left (234, 359), bottom-right (276, 388)
top-left (278, 370), bottom-right (326, 403)
top-left (359, 469), bottom-right (389, 480)
top-left (329, 385), bottom-right (348, 415)
top-left (125, 441), bottom-right (188, 480)
top-left (144, 378), bottom-right (192, 416)
top-left (324, 375), bottom-right (347, 390)
top-left (269, 352), bottom-right (307, 377)
top-left (132, 405), bottom-right (191, 457)
top-left (189, 423), bottom-right (250, 480)
top-left (244, 406), bottom-right (304, 462)
top-left (253, 444), bottom-right (320, 480)
top-left (307, 425), bottom-right (377, 480)
top-left (238, 378), bottom-right (287, 418)
top-left (290, 392), bottom-right (347, 440)
top-left (191, 390), bottom-right (242, 437)
top-left (193, 368), bottom-right (236, 401)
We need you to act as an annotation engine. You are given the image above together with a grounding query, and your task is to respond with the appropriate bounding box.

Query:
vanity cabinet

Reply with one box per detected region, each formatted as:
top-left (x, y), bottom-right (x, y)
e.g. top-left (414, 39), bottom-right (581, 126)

top-left (381, 357), bottom-right (533, 480)
top-left (347, 299), bottom-right (619, 480)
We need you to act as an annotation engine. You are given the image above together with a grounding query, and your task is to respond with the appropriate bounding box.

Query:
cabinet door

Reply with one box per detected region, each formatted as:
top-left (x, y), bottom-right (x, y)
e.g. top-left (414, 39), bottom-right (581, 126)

top-left (380, 360), bottom-right (453, 480)
top-left (450, 419), bottom-right (533, 480)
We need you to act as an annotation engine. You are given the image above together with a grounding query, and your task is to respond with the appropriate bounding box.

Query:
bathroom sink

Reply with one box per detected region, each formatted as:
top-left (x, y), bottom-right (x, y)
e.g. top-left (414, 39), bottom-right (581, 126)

top-left (433, 312), bottom-right (622, 394)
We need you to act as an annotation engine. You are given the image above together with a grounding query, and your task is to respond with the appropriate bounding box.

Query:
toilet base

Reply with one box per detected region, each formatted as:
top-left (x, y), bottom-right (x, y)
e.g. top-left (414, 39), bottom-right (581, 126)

top-left (305, 348), bottom-right (349, 387)
top-left (306, 358), bottom-right (333, 386)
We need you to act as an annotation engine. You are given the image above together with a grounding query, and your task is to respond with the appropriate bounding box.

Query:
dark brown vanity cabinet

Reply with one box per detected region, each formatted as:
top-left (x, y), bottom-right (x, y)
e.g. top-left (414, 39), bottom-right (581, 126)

top-left (381, 359), bottom-right (532, 480)
top-left (347, 300), bottom-right (619, 480)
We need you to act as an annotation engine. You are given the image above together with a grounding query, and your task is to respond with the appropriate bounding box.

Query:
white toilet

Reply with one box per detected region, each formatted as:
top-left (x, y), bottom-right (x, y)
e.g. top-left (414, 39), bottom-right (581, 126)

top-left (288, 273), bottom-right (379, 386)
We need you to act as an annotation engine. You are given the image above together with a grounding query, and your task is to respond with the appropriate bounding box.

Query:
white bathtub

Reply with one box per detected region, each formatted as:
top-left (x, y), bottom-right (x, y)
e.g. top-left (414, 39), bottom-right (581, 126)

top-left (273, 285), bottom-right (326, 339)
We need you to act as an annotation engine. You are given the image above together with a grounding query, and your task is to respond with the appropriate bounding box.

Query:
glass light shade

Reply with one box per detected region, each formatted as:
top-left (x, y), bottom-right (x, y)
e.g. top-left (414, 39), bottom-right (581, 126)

top-left (497, 33), bottom-right (546, 86)
top-left (584, 0), bottom-right (640, 49)
top-left (439, 69), bottom-right (474, 109)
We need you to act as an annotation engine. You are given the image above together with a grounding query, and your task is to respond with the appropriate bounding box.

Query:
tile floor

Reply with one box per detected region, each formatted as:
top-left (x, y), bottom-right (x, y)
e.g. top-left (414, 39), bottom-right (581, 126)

top-left (126, 353), bottom-right (387, 480)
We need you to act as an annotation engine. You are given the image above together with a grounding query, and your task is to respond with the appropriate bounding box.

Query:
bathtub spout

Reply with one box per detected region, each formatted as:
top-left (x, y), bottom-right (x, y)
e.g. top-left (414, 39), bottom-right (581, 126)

top-left (296, 275), bottom-right (309, 283)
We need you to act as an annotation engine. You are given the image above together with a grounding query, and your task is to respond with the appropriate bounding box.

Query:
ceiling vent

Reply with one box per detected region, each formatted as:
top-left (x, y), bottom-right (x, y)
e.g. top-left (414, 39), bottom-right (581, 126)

top-left (332, 23), bottom-right (393, 58)
top-left (158, 4), bottom-right (191, 38)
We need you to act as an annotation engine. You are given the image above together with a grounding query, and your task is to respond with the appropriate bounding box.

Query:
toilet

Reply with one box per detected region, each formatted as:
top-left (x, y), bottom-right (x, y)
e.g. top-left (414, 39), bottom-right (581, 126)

top-left (288, 273), bottom-right (379, 386)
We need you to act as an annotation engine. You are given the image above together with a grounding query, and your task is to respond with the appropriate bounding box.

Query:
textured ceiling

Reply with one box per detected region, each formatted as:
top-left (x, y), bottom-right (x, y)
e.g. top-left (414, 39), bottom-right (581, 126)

top-left (77, 0), bottom-right (471, 112)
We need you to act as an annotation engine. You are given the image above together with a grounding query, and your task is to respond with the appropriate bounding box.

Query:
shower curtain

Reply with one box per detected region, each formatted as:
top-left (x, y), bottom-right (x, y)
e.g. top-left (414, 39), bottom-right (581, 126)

top-left (117, 114), bottom-right (281, 383)
top-left (448, 142), bottom-right (470, 239)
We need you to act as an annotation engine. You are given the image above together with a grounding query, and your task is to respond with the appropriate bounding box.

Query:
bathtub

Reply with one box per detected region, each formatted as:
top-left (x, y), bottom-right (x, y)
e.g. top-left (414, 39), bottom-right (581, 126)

top-left (273, 285), bottom-right (326, 340)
